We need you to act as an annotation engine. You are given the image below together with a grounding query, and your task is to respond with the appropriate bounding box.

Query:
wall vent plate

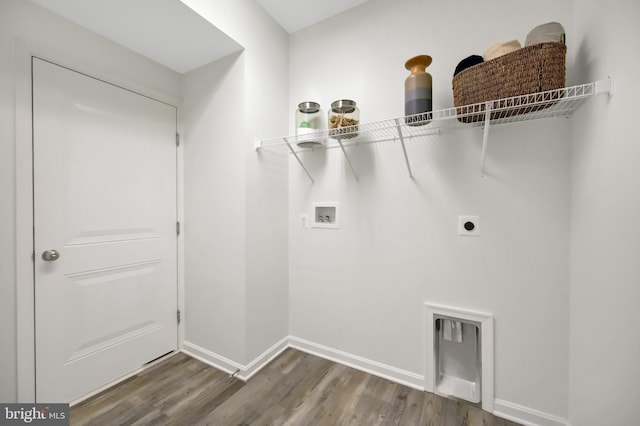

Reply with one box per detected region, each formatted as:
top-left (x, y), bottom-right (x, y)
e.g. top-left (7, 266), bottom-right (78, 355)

top-left (458, 215), bottom-right (480, 236)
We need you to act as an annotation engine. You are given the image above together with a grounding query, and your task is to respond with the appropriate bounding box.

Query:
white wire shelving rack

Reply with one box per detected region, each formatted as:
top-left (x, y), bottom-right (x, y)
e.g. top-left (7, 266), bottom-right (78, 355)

top-left (255, 78), bottom-right (613, 182)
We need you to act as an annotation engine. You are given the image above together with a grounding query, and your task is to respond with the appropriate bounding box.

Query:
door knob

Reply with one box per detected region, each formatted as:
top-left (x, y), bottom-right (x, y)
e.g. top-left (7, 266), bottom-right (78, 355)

top-left (42, 249), bottom-right (60, 261)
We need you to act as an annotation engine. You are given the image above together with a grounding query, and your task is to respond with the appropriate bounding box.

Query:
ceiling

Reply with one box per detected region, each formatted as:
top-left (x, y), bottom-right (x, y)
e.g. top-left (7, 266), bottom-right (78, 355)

top-left (28, 0), bottom-right (369, 74)
top-left (255, 0), bottom-right (370, 34)
top-left (29, 0), bottom-right (243, 74)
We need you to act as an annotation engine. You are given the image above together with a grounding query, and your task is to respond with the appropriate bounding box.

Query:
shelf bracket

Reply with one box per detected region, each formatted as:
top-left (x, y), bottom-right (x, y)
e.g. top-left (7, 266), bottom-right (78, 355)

top-left (335, 138), bottom-right (359, 181)
top-left (480, 101), bottom-right (492, 176)
top-left (394, 119), bottom-right (414, 179)
top-left (594, 76), bottom-right (614, 96)
top-left (284, 137), bottom-right (314, 184)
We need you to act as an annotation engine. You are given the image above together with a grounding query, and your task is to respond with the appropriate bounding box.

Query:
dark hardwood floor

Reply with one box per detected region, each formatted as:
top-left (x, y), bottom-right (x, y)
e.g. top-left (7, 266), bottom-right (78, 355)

top-left (70, 348), bottom-right (521, 426)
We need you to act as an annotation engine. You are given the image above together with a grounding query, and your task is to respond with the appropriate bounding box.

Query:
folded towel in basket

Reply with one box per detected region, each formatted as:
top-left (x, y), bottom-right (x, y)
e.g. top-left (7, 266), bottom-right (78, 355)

top-left (483, 39), bottom-right (522, 61)
top-left (525, 22), bottom-right (565, 46)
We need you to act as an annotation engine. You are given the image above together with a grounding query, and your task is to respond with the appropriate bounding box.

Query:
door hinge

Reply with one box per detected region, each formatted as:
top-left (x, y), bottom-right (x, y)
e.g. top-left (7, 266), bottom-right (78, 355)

top-left (176, 221), bottom-right (181, 236)
top-left (177, 309), bottom-right (181, 324)
top-left (176, 133), bottom-right (181, 147)
top-left (32, 252), bottom-right (35, 262)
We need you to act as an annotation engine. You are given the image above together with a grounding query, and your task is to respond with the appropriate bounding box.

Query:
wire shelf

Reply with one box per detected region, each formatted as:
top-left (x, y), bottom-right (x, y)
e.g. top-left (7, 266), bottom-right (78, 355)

top-left (256, 79), bottom-right (612, 181)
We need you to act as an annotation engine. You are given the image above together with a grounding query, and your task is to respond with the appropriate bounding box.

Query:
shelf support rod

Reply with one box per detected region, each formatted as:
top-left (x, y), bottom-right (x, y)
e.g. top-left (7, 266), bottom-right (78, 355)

top-left (394, 119), bottom-right (414, 179)
top-left (284, 137), bottom-right (314, 184)
top-left (480, 102), bottom-right (492, 176)
top-left (335, 138), bottom-right (359, 181)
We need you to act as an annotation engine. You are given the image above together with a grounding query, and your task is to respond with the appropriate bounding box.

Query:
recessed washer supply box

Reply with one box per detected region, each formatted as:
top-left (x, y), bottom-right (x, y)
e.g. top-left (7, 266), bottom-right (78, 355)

top-left (312, 202), bottom-right (339, 229)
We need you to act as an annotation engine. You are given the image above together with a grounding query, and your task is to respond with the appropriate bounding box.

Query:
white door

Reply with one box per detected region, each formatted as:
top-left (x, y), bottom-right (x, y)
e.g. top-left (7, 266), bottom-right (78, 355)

top-left (32, 57), bottom-right (178, 403)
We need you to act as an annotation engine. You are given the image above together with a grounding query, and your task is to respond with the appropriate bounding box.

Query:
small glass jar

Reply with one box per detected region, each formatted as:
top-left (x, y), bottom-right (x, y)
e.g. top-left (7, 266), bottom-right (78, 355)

top-left (328, 99), bottom-right (359, 139)
top-left (295, 101), bottom-right (323, 147)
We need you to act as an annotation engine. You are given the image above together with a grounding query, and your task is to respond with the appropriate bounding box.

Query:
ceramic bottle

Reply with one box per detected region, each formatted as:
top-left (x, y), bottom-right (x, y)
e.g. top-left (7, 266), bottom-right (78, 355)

top-left (404, 55), bottom-right (432, 125)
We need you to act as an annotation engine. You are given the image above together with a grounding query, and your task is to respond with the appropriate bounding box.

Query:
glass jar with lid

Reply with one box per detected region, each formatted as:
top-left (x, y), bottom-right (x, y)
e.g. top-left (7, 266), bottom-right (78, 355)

top-left (295, 101), bottom-right (323, 147)
top-left (328, 99), bottom-right (359, 139)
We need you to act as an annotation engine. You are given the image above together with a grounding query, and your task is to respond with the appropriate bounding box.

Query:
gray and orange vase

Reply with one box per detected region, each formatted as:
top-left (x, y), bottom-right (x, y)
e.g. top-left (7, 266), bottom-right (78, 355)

top-left (404, 55), bottom-right (432, 126)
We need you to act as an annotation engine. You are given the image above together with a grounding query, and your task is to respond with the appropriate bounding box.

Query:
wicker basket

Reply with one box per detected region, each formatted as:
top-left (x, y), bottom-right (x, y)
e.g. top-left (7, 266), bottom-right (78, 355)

top-left (452, 42), bottom-right (566, 123)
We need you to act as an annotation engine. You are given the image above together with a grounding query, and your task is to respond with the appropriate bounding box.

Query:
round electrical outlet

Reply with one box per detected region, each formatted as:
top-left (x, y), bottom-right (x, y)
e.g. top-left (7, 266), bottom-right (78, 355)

top-left (458, 215), bottom-right (480, 236)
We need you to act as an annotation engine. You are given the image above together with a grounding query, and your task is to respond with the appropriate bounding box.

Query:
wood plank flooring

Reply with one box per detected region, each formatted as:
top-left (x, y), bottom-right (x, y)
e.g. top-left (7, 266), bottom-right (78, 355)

top-left (70, 348), bottom-right (522, 426)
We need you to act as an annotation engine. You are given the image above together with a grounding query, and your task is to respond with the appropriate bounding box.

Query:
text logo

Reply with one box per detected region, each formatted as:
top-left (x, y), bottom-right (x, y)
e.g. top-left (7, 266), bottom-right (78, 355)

top-left (1, 404), bottom-right (69, 425)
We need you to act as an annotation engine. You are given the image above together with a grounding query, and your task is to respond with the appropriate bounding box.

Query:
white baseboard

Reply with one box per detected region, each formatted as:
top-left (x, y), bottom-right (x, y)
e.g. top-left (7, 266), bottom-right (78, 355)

top-left (288, 336), bottom-right (425, 391)
top-left (241, 337), bottom-right (290, 381)
top-left (181, 336), bottom-right (289, 382)
top-left (182, 341), bottom-right (243, 377)
top-left (184, 336), bottom-right (567, 426)
top-left (494, 399), bottom-right (569, 426)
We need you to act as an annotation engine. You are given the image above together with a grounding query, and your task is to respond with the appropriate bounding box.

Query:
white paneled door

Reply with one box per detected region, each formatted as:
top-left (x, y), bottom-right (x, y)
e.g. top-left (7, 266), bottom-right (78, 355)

top-left (32, 57), bottom-right (178, 403)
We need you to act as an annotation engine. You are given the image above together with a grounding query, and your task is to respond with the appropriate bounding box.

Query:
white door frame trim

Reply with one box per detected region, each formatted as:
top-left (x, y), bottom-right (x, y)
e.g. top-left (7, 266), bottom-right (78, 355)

top-left (14, 38), bottom-right (184, 402)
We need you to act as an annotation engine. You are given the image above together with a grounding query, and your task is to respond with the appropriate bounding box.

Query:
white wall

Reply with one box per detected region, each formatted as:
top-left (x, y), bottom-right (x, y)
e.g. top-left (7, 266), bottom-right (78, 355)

top-left (180, 0), bottom-right (289, 366)
top-left (570, 1), bottom-right (640, 425)
top-left (0, 0), bottom-right (288, 401)
top-left (6, 1), bottom-right (637, 422)
top-left (0, 0), bottom-right (18, 404)
top-left (183, 52), bottom-right (248, 362)
top-left (0, 0), bottom-right (181, 402)
top-left (288, 0), bottom-right (573, 421)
